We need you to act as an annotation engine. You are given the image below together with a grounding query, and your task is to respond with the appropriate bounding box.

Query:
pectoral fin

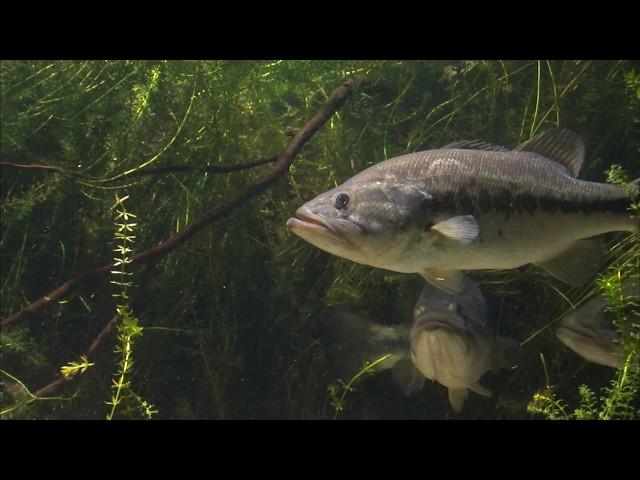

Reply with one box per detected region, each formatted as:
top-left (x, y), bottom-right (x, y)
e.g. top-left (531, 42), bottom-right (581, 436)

top-left (421, 268), bottom-right (464, 294)
top-left (430, 215), bottom-right (479, 244)
top-left (448, 388), bottom-right (469, 412)
top-left (534, 240), bottom-right (604, 287)
top-left (391, 357), bottom-right (425, 397)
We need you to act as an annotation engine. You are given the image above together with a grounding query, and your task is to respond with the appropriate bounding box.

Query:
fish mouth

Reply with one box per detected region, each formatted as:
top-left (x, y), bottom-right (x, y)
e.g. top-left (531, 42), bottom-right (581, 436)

top-left (286, 206), bottom-right (360, 247)
top-left (421, 319), bottom-right (459, 333)
top-left (415, 312), bottom-right (466, 334)
top-left (287, 207), bottom-right (329, 230)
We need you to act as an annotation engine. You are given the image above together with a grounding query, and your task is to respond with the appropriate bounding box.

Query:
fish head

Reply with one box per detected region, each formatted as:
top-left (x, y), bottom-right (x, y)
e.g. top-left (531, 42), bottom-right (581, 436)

top-left (411, 308), bottom-right (473, 358)
top-left (287, 176), bottom-right (432, 268)
top-left (556, 297), bottom-right (623, 368)
top-left (413, 275), bottom-right (488, 321)
top-left (409, 278), bottom-right (494, 387)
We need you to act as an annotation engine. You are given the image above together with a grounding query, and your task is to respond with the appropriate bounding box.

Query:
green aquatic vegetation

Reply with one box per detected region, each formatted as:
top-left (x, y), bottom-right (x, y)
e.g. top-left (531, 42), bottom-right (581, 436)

top-left (0, 369), bottom-right (71, 417)
top-left (527, 388), bottom-right (571, 420)
top-left (105, 194), bottom-right (157, 420)
top-left (106, 306), bottom-right (152, 419)
top-left (1, 60), bottom-right (638, 419)
top-left (1, 327), bottom-right (48, 368)
top-left (60, 355), bottom-right (94, 379)
top-left (527, 356), bottom-right (639, 420)
top-left (606, 164), bottom-right (639, 204)
top-left (606, 164), bottom-right (631, 188)
top-left (328, 354), bottom-right (393, 419)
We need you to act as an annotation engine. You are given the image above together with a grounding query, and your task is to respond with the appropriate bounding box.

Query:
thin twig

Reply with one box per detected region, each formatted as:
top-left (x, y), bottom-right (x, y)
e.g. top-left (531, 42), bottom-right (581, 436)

top-left (0, 156), bottom-right (277, 179)
top-left (130, 157), bottom-right (276, 176)
top-left (0, 162), bottom-right (66, 173)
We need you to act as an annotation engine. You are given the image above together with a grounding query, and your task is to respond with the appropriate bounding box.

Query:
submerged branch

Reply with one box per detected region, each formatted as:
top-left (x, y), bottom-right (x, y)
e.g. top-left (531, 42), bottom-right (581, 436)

top-left (0, 161), bottom-right (66, 173)
top-left (1, 269), bottom-right (110, 328)
top-left (0, 156), bottom-right (277, 180)
top-left (126, 156), bottom-right (276, 176)
top-left (0, 78), bottom-right (356, 329)
top-left (33, 262), bottom-right (156, 398)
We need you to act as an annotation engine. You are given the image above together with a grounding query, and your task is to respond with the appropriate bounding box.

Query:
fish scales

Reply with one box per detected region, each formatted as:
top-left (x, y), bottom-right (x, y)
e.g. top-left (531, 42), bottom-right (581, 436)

top-left (346, 149), bottom-right (630, 216)
top-left (287, 128), bottom-right (638, 292)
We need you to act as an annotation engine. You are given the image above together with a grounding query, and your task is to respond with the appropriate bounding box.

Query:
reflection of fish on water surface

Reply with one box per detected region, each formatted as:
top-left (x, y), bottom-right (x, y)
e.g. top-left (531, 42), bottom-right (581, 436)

top-left (320, 275), bottom-right (519, 413)
top-left (288, 129), bottom-right (638, 293)
top-left (556, 278), bottom-right (638, 369)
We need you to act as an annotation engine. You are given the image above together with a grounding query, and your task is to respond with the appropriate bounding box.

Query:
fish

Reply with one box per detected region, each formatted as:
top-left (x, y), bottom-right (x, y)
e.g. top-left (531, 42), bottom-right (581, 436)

top-left (287, 128), bottom-right (639, 293)
top-left (556, 278), bottom-right (638, 368)
top-left (400, 275), bottom-right (519, 412)
top-left (319, 275), bottom-right (519, 412)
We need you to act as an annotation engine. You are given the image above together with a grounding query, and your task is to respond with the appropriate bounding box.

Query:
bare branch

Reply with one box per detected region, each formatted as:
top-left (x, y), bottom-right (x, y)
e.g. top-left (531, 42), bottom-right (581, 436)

top-left (126, 156), bottom-right (276, 176)
top-left (0, 162), bottom-right (66, 173)
top-left (0, 156), bottom-right (277, 179)
top-left (33, 262), bottom-right (156, 398)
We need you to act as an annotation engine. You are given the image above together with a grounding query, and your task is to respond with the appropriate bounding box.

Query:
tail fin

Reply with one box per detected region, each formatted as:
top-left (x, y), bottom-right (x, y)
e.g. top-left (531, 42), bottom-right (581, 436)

top-left (317, 307), bottom-right (409, 381)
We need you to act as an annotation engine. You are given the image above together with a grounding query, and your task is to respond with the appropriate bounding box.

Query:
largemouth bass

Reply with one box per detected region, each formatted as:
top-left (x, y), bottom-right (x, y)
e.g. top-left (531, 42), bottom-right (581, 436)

top-left (319, 275), bottom-right (518, 412)
top-left (400, 275), bottom-right (518, 412)
top-left (556, 278), bottom-right (638, 368)
top-left (287, 129), bottom-right (638, 292)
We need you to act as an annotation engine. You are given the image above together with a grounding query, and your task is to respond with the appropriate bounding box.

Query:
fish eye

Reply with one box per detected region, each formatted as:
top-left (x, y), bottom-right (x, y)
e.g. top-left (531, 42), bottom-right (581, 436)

top-left (334, 193), bottom-right (350, 210)
top-left (449, 303), bottom-right (467, 321)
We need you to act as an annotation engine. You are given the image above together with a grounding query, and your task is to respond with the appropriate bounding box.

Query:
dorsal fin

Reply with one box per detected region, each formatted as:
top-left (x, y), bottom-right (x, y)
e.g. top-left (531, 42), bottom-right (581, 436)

top-left (441, 140), bottom-right (510, 152)
top-left (514, 128), bottom-right (584, 177)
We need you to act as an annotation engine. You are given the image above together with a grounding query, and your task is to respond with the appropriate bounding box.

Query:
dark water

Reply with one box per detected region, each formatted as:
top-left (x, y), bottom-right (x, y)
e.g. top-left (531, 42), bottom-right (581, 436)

top-left (1, 60), bottom-right (638, 419)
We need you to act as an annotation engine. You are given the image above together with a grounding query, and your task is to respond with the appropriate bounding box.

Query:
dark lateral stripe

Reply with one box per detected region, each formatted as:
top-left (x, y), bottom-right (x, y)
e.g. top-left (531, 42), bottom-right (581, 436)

top-left (425, 191), bottom-right (632, 216)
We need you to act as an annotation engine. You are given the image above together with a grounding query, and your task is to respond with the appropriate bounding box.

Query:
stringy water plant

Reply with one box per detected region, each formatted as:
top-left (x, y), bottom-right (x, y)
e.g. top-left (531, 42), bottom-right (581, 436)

top-left (105, 194), bottom-right (157, 420)
top-left (328, 354), bottom-right (393, 419)
top-left (527, 165), bottom-right (639, 420)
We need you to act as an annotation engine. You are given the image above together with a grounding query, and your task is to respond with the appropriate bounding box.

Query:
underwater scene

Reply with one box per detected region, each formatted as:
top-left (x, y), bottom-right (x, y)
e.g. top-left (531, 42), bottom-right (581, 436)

top-left (1, 60), bottom-right (639, 420)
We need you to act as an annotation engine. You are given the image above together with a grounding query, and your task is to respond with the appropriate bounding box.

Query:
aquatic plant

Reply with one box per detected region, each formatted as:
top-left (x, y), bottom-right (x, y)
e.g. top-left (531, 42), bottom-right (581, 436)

top-left (327, 353), bottom-right (393, 420)
top-left (0, 369), bottom-right (70, 417)
top-left (105, 194), bottom-right (157, 420)
top-left (1, 61), bottom-right (638, 419)
top-left (527, 354), bottom-right (639, 420)
top-left (60, 355), bottom-right (95, 379)
top-left (328, 354), bottom-right (393, 419)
